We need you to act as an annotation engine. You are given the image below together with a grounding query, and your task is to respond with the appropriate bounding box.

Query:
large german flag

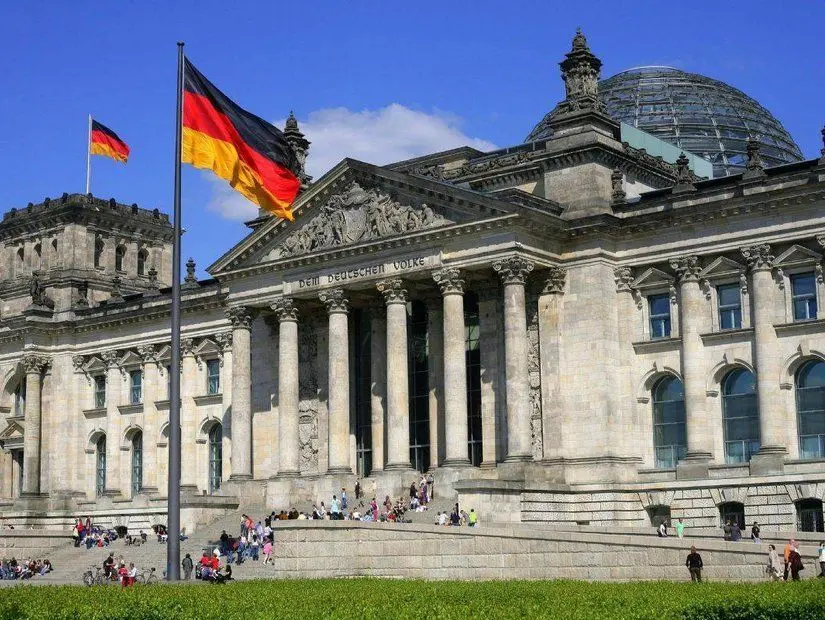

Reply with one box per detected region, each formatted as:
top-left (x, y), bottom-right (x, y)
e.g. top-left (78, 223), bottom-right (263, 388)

top-left (90, 120), bottom-right (130, 163)
top-left (182, 59), bottom-right (300, 220)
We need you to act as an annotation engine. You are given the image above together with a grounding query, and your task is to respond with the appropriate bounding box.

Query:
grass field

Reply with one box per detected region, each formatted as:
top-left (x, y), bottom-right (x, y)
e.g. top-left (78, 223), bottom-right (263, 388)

top-left (1, 578), bottom-right (823, 619)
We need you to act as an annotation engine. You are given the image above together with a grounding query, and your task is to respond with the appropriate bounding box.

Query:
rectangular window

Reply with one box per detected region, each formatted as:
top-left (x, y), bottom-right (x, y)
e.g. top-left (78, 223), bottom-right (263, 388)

top-left (792, 273), bottom-right (817, 321)
top-left (717, 283), bottom-right (742, 330)
top-left (206, 359), bottom-right (221, 395)
top-left (129, 370), bottom-right (142, 405)
top-left (94, 375), bottom-right (106, 409)
top-left (648, 294), bottom-right (671, 339)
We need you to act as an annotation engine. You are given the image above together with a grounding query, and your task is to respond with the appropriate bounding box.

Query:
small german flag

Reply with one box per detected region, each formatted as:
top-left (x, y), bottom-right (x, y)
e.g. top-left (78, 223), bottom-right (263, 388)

top-left (182, 58), bottom-right (300, 220)
top-left (90, 120), bottom-right (130, 163)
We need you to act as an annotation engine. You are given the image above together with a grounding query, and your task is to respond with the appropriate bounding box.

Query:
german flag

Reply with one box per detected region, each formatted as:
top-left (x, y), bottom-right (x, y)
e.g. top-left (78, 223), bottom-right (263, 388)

top-left (182, 59), bottom-right (300, 220)
top-left (90, 120), bottom-right (130, 163)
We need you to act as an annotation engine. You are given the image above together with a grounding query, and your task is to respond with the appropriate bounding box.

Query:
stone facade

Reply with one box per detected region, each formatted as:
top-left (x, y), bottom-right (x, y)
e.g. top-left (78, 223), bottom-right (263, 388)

top-left (2, 32), bottom-right (825, 534)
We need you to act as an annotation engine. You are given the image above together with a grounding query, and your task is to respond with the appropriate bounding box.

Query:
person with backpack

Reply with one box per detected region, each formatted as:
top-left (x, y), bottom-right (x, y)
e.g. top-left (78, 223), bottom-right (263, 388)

top-left (182, 553), bottom-right (194, 580)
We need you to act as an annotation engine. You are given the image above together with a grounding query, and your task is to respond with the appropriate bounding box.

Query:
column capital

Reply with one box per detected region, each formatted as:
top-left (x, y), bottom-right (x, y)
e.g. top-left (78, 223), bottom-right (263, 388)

top-left (215, 331), bottom-right (233, 351)
top-left (101, 350), bottom-right (120, 369)
top-left (136, 344), bottom-right (157, 364)
top-left (740, 244), bottom-right (774, 272)
top-left (225, 306), bottom-right (255, 330)
top-left (432, 267), bottom-right (464, 295)
top-left (816, 235), bottom-right (825, 251)
top-left (614, 266), bottom-right (634, 292)
top-left (541, 267), bottom-right (567, 295)
top-left (72, 355), bottom-right (87, 373)
top-left (271, 297), bottom-right (299, 322)
top-left (21, 353), bottom-right (50, 374)
top-left (669, 255), bottom-right (701, 283)
top-left (493, 256), bottom-right (534, 285)
top-left (377, 278), bottom-right (408, 305)
top-left (181, 338), bottom-right (196, 358)
top-left (319, 288), bottom-right (348, 314)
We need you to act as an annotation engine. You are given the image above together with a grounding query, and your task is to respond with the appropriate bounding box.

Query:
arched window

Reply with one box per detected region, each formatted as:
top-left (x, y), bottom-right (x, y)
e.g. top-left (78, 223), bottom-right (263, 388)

top-left (16, 247), bottom-right (24, 269)
top-left (719, 501), bottom-right (745, 529)
top-left (131, 431), bottom-right (143, 495)
top-left (652, 376), bottom-right (686, 468)
top-left (95, 435), bottom-right (107, 497)
top-left (722, 368), bottom-right (760, 463)
top-left (94, 238), bottom-right (104, 268)
top-left (115, 245), bottom-right (126, 272)
top-left (797, 498), bottom-right (824, 532)
top-left (465, 291), bottom-right (482, 467)
top-left (13, 379), bottom-right (26, 417)
top-left (137, 249), bottom-right (148, 276)
top-left (208, 424), bottom-right (222, 493)
top-left (796, 360), bottom-right (825, 459)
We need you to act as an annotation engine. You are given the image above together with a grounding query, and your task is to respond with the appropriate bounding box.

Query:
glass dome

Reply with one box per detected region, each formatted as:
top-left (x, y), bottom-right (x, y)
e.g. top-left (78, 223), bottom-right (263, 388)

top-left (595, 66), bottom-right (804, 177)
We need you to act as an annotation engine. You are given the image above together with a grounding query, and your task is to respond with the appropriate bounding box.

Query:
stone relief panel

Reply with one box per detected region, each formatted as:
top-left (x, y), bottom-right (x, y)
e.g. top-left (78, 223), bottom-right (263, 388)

top-left (526, 289), bottom-right (543, 460)
top-left (274, 182), bottom-right (451, 259)
top-left (298, 316), bottom-right (319, 473)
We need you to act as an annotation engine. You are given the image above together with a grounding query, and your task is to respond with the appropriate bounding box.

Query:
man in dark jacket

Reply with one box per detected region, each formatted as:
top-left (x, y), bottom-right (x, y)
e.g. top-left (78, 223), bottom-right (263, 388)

top-left (686, 546), bottom-right (703, 582)
top-left (181, 553), bottom-right (194, 580)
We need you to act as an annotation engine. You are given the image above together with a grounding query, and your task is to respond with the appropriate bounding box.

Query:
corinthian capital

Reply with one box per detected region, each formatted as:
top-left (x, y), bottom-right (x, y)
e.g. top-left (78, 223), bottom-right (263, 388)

top-left (215, 331), bottom-right (233, 351)
top-left (225, 306), bottom-right (255, 330)
top-left (432, 268), bottom-right (464, 296)
top-left (669, 255), bottom-right (701, 283)
top-left (740, 244), bottom-right (774, 272)
top-left (21, 353), bottom-right (49, 374)
top-left (101, 350), bottom-right (120, 369)
top-left (181, 338), bottom-right (196, 357)
top-left (377, 279), bottom-right (408, 305)
top-left (271, 298), bottom-right (299, 322)
top-left (614, 266), bottom-right (634, 292)
top-left (72, 355), bottom-right (87, 372)
top-left (319, 288), bottom-right (348, 314)
top-left (542, 267), bottom-right (567, 295)
top-left (493, 256), bottom-right (534, 285)
top-left (136, 345), bottom-right (157, 364)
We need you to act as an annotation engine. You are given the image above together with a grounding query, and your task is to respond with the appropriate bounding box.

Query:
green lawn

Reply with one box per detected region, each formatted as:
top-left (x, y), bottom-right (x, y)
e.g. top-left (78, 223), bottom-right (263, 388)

top-left (1, 579), bottom-right (823, 619)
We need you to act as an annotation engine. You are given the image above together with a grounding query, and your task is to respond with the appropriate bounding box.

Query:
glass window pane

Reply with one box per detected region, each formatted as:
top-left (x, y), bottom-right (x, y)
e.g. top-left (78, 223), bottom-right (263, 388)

top-left (792, 274), bottom-right (815, 297)
top-left (717, 284), bottom-right (740, 306)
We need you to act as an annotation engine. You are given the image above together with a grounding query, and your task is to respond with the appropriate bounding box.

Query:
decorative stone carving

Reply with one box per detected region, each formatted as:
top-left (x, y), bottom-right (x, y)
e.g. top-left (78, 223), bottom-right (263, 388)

top-left (526, 289), bottom-right (542, 460)
top-left (817, 263), bottom-right (824, 285)
top-left (215, 331), bottom-right (233, 352)
top-left (542, 267), bottom-right (567, 295)
top-left (614, 266), bottom-right (634, 292)
top-left (741, 244), bottom-right (774, 272)
top-left (377, 278), bottom-right (407, 304)
top-left (271, 297), bottom-right (299, 322)
top-left (183, 258), bottom-right (199, 288)
top-left (441, 150), bottom-right (531, 181)
top-left (28, 271), bottom-right (53, 309)
top-left (739, 270), bottom-right (749, 295)
top-left (283, 112), bottom-right (311, 185)
top-left (700, 279), bottom-right (712, 300)
top-left (319, 288), bottom-right (348, 314)
top-left (493, 256), bottom-right (534, 285)
top-left (409, 164), bottom-right (445, 181)
top-left (181, 338), bottom-right (196, 357)
top-left (669, 255), bottom-right (701, 282)
top-left (611, 169), bottom-right (626, 203)
top-left (820, 126), bottom-right (825, 161)
top-left (136, 345), bottom-right (157, 364)
top-left (432, 267), bottom-right (464, 295)
top-left (276, 182), bottom-right (449, 259)
top-left (146, 267), bottom-right (160, 296)
top-left (72, 355), bottom-right (86, 372)
top-left (110, 276), bottom-right (124, 303)
top-left (668, 284), bottom-right (678, 305)
top-left (75, 280), bottom-right (90, 308)
top-left (743, 138), bottom-right (767, 179)
top-left (298, 318), bottom-right (319, 474)
top-left (673, 153), bottom-right (697, 194)
top-left (101, 350), bottom-right (119, 369)
top-left (21, 354), bottom-right (49, 374)
top-left (225, 306), bottom-right (254, 329)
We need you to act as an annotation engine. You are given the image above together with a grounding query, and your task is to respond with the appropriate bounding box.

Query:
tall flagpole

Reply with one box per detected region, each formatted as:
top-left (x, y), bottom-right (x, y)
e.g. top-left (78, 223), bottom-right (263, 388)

top-left (85, 114), bottom-right (92, 194)
top-left (167, 40), bottom-right (184, 582)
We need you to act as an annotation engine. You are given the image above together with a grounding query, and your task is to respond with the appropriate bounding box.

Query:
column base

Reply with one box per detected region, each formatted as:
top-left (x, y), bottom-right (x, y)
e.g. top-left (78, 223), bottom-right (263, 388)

top-left (273, 470), bottom-right (301, 479)
top-left (229, 474), bottom-right (253, 482)
top-left (749, 446), bottom-right (786, 476)
top-left (383, 462), bottom-right (413, 471)
top-left (676, 452), bottom-right (712, 480)
top-left (102, 489), bottom-right (124, 500)
top-left (504, 454), bottom-right (532, 463)
top-left (138, 486), bottom-right (160, 496)
top-left (326, 467), bottom-right (354, 475)
top-left (441, 458), bottom-right (471, 468)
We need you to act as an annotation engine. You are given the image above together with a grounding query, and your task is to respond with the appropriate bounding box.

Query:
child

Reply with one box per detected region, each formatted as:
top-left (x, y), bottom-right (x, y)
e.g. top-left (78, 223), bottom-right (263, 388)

top-left (263, 538), bottom-right (273, 565)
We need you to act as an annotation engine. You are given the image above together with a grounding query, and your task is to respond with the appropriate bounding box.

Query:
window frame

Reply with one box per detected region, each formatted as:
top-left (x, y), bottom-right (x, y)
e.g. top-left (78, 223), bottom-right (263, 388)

top-left (791, 272), bottom-right (817, 322)
top-left (796, 359), bottom-right (825, 460)
top-left (721, 368), bottom-right (760, 464)
top-left (93, 374), bottom-right (106, 409)
top-left (648, 293), bottom-right (672, 339)
top-left (128, 369), bottom-right (143, 405)
top-left (716, 282), bottom-right (743, 330)
top-left (651, 375), bottom-right (687, 469)
top-left (205, 358), bottom-right (221, 395)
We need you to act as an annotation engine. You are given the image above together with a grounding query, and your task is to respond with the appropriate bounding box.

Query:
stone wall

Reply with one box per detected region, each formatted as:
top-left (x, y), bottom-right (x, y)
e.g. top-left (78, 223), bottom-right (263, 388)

top-left (0, 531), bottom-right (73, 559)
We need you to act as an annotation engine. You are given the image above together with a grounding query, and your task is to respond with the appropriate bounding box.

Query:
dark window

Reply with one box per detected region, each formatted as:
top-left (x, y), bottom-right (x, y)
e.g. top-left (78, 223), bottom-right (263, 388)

top-left (722, 368), bottom-right (760, 463)
top-left (648, 294), bottom-right (671, 339)
top-left (408, 300), bottom-right (430, 472)
top-left (719, 501), bottom-right (745, 530)
top-left (131, 431), bottom-right (143, 495)
top-left (797, 498), bottom-right (824, 532)
top-left (129, 370), bottom-right (142, 404)
top-left (717, 283), bottom-right (742, 330)
top-left (791, 273), bottom-right (817, 321)
top-left (647, 505), bottom-right (671, 528)
top-left (94, 238), bottom-right (104, 268)
top-left (115, 245), bottom-right (126, 272)
top-left (13, 379), bottom-right (26, 417)
top-left (652, 376), bottom-right (686, 468)
top-left (465, 292), bottom-right (482, 467)
top-left (352, 309), bottom-right (372, 477)
top-left (93, 375), bottom-right (106, 408)
top-left (796, 360), bottom-right (825, 459)
top-left (33, 243), bottom-right (41, 268)
top-left (208, 424), bottom-right (222, 493)
top-left (95, 436), bottom-right (107, 497)
top-left (206, 359), bottom-right (221, 395)
top-left (137, 249), bottom-right (148, 276)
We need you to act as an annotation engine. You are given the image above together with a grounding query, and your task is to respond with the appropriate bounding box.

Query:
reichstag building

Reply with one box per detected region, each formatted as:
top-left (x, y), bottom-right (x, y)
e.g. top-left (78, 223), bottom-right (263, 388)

top-left (2, 31), bottom-right (824, 533)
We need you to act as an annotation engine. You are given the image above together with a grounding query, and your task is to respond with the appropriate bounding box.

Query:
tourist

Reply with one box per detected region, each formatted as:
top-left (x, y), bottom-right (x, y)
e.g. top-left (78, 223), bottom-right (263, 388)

top-left (751, 522), bottom-right (761, 543)
top-left (263, 538), bottom-right (273, 565)
top-left (427, 473), bottom-right (435, 500)
top-left (103, 553), bottom-right (115, 579)
top-left (240, 514), bottom-right (249, 537)
top-left (469, 509), bottom-right (478, 527)
top-left (255, 520), bottom-right (264, 541)
top-left (182, 553), bottom-right (193, 580)
top-left (657, 521), bottom-right (668, 537)
top-left (450, 509), bottom-right (460, 526)
top-left (723, 520), bottom-right (732, 541)
top-left (675, 518), bottom-right (685, 539)
top-left (341, 488), bottom-right (348, 510)
top-left (409, 481), bottom-right (417, 500)
top-left (370, 498), bottom-right (378, 521)
top-left (40, 559), bottom-right (52, 576)
top-left (767, 544), bottom-right (782, 580)
top-left (685, 546), bottom-right (703, 582)
top-left (331, 495), bottom-right (341, 520)
top-left (250, 534), bottom-right (260, 561)
top-left (354, 478), bottom-right (362, 501)
top-left (783, 539), bottom-right (795, 580)
top-left (438, 511), bottom-right (448, 526)
top-left (127, 562), bottom-right (138, 586)
top-left (731, 521), bottom-right (741, 542)
top-left (219, 529), bottom-right (229, 556)
top-left (788, 544), bottom-right (804, 581)
top-left (818, 541), bottom-right (825, 578)
top-left (118, 562), bottom-right (129, 587)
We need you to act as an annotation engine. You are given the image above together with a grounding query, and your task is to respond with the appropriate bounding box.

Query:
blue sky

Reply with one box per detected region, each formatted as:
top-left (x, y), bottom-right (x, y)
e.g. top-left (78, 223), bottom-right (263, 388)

top-left (2, 0), bottom-right (823, 277)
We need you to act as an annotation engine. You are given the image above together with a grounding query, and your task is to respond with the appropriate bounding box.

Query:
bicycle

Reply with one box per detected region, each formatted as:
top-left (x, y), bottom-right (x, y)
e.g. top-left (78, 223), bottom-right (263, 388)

top-left (81, 566), bottom-right (106, 586)
top-left (137, 567), bottom-right (158, 585)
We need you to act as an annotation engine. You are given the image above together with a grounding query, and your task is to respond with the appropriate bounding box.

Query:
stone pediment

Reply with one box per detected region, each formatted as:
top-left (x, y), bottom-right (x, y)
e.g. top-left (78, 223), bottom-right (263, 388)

top-left (632, 267), bottom-right (673, 291)
top-left (266, 182), bottom-right (453, 261)
top-left (774, 245), bottom-right (822, 269)
top-left (700, 256), bottom-right (745, 280)
top-left (0, 420), bottom-right (23, 448)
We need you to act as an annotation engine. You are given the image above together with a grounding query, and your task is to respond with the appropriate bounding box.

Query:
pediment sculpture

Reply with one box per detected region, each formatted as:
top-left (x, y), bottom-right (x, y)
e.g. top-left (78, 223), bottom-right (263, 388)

top-left (276, 182), bottom-right (451, 259)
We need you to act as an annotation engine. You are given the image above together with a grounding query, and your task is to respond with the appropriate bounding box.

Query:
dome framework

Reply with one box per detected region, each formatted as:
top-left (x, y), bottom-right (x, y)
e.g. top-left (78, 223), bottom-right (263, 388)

top-left (596, 66), bottom-right (804, 178)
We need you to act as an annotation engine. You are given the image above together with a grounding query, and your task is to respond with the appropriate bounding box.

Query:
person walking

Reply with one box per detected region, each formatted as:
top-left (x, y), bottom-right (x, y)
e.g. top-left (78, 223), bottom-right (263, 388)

top-left (263, 538), bottom-right (273, 565)
top-left (789, 544), bottom-right (804, 581)
top-left (767, 544), bottom-right (782, 581)
top-left (657, 521), bottom-right (668, 537)
top-left (468, 509), bottom-right (478, 527)
top-left (355, 479), bottom-right (362, 501)
top-left (341, 488), bottom-right (348, 510)
top-left (751, 522), bottom-right (761, 543)
top-left (783, 539), bottom-right (795, 580)
top-left (182, 553), bottom-right (193, 580)
top-left (818, 541), bottom-right (825, 578)
top-left (675, 518), bottom-right (685, 539)
top-left (686, 546), bottom-right (703, 582)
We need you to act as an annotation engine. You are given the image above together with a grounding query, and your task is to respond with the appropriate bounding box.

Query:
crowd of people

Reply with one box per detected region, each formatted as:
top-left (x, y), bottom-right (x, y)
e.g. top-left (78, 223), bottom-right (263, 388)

top-left (72, 518), bottom-right (119, 549)
top-left (0, 558), bottom-right (52, 580)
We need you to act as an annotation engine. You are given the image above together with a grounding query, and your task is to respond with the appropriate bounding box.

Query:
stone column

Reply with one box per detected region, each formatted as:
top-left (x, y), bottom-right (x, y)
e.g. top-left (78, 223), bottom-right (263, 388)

top-left (0, 451), bottom-right (11, 498)
top-left (369, 307), bottom-right (386, 472)
top-left (670, 256), bottom-right (712, 479)
top-left (226, 307), bottom-right (254, 480)
top-left (21, 354), bottom-right (48, 496)
top-left (319, 289), bottom-right (351, 474)
top-left (137, 345), bottom-right (159, 494)
top-left (742, 244), bottom-right (786, 474)
top-left (426, 301), bottom-right (444, 469)
top-left (272, 298), bottom-right (300, 477)
top-left (216, 332), bottom-right (233, 482)
top-left (539, 268), bottom-right (567, 462)
top-left (101, 350), bottom-right (122, 496)
top-left (378, 279), bottom-right (412, 470)
top-left (493, 256), bottom-right (534, 462)
top-left (433, 268), bottom-right (470, 466)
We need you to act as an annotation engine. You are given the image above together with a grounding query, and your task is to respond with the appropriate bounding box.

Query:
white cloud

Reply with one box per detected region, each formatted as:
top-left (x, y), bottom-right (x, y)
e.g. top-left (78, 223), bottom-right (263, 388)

top-left (206, 104), bottom-right (496, 221)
